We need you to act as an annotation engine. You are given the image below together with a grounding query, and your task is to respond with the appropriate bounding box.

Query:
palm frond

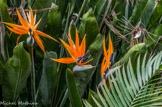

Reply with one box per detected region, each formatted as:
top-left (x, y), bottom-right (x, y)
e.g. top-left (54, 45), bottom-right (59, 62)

top-left (84, 51), bottom-right (162, 107)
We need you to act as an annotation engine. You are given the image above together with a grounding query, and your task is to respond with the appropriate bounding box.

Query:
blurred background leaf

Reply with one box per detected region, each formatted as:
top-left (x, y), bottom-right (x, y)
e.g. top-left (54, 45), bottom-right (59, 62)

top-left (32, 0), bottom-right (52, 30)
top-left (39, 51), bottom-right (58, 105)
top-left (2, 42), bottom-right (31, 101)
top-left (79, 9), bottom-right (99, 49)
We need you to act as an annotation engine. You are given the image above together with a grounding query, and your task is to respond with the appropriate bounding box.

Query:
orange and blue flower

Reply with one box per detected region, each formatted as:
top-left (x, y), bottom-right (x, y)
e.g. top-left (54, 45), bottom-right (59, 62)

top-left (101, 35), bottom-right (114, 79)
top-left (51, 29), bottom-right (93, 65)
top-left (4, 8), bottom-right (58, 55)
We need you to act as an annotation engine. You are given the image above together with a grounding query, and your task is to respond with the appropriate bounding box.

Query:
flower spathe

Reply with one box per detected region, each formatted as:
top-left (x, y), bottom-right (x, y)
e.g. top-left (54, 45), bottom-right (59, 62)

top-left (101, 35), bottom-right (114, 78)
top-left (51, 29), bottom-right (93, 65)
top-left (4, 8), bottom-right (58, 55)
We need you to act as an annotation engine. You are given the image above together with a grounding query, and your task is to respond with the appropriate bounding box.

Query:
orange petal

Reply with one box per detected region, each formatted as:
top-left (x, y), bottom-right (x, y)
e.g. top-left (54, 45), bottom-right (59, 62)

top-left (51, 58), bottom-right (75, 64)
top-left (6, 26), bottom-right (26, 34)
top-left (16, 35), bottom-right (22, 44)
top-left (103, 36), bottom-right (108, 62)
top-left (4, 22), bottom-right (26, 31)
top-left (35, 30), bottom-right (59, 43)
top-left (101, 57), bottom-right (106, 78)
top-left (34, 18), bottom-right (41, 30)
top-left (75, 28), bottom-right (79, 53)
top-left (107, 35), bottom-right (113, 63)
top-left (60, 39), bottom-right (76, 59)
top-left (109, 34), bottom-right (113, 54)
top-left (33, 32), bottom-right (46, 55)
top-left (16, 8), bottom-right (29, 30)
top-left (79, 35), bottom-right (86, 56)
top-left (30, 7), bottom-right (34, 26)
top-left (68, 29), bottom-right (74, 50)
top-left (22, 8), bottom-right (28, 22)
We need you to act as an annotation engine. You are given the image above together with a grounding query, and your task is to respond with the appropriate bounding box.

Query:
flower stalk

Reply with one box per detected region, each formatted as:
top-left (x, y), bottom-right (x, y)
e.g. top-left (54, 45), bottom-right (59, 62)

top-left (29, 42), bottom-right (36, 104)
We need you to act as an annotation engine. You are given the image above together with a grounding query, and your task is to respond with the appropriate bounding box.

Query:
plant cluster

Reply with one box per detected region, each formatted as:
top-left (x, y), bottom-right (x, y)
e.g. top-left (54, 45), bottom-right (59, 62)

top-left (0, 0), bottom-right (162, 107)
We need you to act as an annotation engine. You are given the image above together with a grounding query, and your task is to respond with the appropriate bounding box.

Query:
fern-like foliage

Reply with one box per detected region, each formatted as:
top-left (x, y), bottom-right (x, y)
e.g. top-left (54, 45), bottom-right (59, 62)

top-left (84, 51), bottom-right (162, 107)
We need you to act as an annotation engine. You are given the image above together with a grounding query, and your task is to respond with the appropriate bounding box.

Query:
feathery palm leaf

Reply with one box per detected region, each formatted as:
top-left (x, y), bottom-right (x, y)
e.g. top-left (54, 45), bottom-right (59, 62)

top-left (84, 51), bottom-right (162, 107)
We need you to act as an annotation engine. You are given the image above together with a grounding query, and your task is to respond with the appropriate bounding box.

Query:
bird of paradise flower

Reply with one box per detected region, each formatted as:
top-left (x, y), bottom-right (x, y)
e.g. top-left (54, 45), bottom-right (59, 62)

top-left (51, 29), bottom-right (93, 66)
top-left (3, 8), bottom-right (58, 55)
top-left (101, 35), bottom-right (114, 79)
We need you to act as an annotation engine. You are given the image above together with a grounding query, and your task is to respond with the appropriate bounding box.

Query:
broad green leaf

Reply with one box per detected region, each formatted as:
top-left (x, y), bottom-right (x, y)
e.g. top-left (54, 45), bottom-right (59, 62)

top-left (2, 42), bottom-right (31, 101)
top-left (89, 0), bottom-right (98, 9)
top-left (70, 25), bottom-right (77, 42)
top-left (0, 51), bottom-right (5, 65)
top-left (146, 24), bottom-right (162, 47)
top-left (79, 9), bottom-right (99, 49)
top-left (0, 0), bottom-right (14, 23)
top-left (113, 43), bottom-right (146, 67)
top-left (0, 62), bottom-right (4, 84)
top-left (45, 7), bottom-right (62, 51)
top-left (55, 64), bottom-right (68, 107)
top-left (66, 68), bottom-right (82, 107)
top-left (147, 0), bottom-right (162, 30)
top-left (75, 0), bottom-right (82, 10)
top-left (124, 0), bottom-right (130, 19)
top-left (129, 0), bottom-right (148, 26)
top-left (89, 34), bottom-right (102, 56)
top-left (56, 0), bottom-right (68, 17)
top-left (94, 0), bottom-right (107, 19)
top-left (0, 0), bottom-right (17, 43)
top-left (113, 0), bottom-right (125, 19)
top-left (39, 51), bottom-right (58, 105)
top-left (140, 0), bottom-right (156, 27)
top-left (46, 7), bottom-right (62, 37)
top-left (32, 0), bottom-right (52, 30)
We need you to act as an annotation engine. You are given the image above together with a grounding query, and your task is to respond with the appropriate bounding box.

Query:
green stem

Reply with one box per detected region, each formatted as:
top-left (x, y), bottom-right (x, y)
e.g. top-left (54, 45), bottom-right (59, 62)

top-left (0, 18), bottom-right (6, 61)
top-left (53, 63), bottom-right (63, 107)
top-left (74, 0), bottom-right (88, 26)
top-left (28, 0), bottom-right (31, 7)
top-left (59, 7), bottom-right (71, 58)
top-left (30, 46), bottom-right (36, 105)
top-left (99, 0), bottom-right (112, 31)
top-left (60, 89), bottom-right (69, 107)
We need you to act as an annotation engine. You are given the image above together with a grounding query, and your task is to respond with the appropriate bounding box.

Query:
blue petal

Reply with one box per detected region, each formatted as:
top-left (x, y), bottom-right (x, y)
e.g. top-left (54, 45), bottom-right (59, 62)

top-left (29, 28), bottom-right (32, 36)
top-left (104, 68), bottom-right (109, 74)
top-left (110, 53), bottom-right (114, 63)
top-left (77, 53), bottom-right (87, 63)
top-left (81, 57), bottom-right (90, 63)
top-left (21, 9), bottom-right (26, 21)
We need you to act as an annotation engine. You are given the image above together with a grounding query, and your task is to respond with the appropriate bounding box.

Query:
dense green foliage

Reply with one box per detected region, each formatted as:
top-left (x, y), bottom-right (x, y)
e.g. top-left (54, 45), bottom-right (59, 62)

top-left (0, 0), bottom-right (161, 106)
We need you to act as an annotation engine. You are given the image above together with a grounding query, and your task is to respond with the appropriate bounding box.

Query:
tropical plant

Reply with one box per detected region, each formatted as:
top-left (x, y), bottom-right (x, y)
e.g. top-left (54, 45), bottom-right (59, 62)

top-left (0, 0), bottom-right (162, 107)
top-left (84, 51), bottom-right (162, 107)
